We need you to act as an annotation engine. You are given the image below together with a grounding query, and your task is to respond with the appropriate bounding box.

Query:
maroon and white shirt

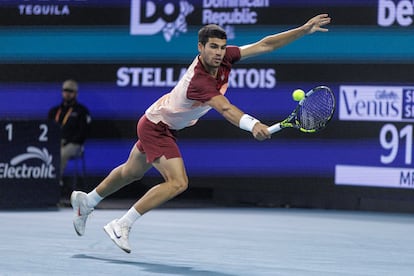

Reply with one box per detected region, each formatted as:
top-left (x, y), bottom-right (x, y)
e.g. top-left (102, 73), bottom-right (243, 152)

top-left (145, 46), bottom-right (241, 130)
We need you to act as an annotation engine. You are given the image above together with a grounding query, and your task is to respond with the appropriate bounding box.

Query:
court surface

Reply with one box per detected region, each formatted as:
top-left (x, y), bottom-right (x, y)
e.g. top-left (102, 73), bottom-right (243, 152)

top-left (1, 206), bottom-right (413, 276)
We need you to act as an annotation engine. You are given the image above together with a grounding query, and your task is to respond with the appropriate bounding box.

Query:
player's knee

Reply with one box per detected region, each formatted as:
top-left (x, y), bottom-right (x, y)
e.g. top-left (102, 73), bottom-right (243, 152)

top-left (171, 177), bottom-right (188, 195)
top-left (120, 165), bottom-right (143, 183)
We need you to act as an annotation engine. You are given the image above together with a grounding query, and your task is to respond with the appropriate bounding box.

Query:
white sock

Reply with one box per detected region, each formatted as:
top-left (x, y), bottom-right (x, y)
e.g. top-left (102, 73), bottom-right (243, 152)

top-left (118, 207), bottom-right (141, 227)
top-left (86, 189), bottom-right (103, 208)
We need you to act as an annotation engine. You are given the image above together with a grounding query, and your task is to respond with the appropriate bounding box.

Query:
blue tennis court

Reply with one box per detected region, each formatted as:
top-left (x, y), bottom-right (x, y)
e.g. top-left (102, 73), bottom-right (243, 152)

top-left (1, 206), bottom-right (413, 275)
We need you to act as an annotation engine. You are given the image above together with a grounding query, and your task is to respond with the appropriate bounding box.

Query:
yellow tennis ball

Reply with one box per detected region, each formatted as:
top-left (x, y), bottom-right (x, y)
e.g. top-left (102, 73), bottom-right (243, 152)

top-left (292, 89), bottom-right (305, 101)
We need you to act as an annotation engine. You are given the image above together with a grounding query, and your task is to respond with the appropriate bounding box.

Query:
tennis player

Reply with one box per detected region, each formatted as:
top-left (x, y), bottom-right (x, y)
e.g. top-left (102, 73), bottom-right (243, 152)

top-left (71, 14), bottom-right (331, 253)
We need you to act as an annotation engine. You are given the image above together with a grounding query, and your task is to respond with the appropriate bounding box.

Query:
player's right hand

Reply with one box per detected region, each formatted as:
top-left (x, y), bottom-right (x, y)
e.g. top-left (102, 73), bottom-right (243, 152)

top-left (252, 123), bottom-right (271, 141)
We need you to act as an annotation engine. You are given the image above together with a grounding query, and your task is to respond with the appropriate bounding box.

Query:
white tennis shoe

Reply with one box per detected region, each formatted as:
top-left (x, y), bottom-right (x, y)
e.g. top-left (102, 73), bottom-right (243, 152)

top-left (70, 191), bottom-right (94, 236)
top-left (103, 219), bottom-right (132, 253)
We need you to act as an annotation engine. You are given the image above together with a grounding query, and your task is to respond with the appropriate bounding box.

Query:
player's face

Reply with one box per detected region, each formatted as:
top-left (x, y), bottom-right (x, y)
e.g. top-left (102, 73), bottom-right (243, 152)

top-left (198, 37), bottom-right (227, 71)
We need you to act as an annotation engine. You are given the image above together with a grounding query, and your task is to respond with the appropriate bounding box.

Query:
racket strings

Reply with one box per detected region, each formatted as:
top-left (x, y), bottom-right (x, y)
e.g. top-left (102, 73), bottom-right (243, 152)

top-left (298, 89), bottom-right (334, 130)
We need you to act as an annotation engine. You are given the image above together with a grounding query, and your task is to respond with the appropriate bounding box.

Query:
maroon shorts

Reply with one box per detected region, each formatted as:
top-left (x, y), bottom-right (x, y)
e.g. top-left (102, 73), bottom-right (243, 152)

top-left (136, 115), bottom-right (181, 163)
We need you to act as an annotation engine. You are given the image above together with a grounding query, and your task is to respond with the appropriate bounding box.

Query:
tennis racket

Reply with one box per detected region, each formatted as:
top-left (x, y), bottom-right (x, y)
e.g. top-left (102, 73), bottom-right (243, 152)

top-left (268, 86), bottom-right (335, 134)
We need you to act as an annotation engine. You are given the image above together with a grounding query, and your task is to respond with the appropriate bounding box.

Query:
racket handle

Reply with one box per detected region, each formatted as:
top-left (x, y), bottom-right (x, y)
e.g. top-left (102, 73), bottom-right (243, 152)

top-left (267, 123), bottom-right (282, 134)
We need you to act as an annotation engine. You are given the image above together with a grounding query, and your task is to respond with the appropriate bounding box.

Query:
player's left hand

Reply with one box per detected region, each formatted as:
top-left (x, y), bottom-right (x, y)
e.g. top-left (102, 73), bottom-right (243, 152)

top-left (303, 14), bottom-right (331, 34)
top-left (252, 123), bottom-right (271, 141)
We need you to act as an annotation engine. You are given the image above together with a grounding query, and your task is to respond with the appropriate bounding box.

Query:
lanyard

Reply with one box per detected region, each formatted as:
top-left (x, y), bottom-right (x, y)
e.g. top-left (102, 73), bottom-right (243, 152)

top-left (55, 107), bottom-right (73, 127)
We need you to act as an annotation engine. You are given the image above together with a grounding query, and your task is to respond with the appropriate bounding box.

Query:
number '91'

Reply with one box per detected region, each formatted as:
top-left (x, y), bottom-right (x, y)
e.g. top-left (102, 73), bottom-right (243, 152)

top-left (380, 124), bottom-right (412, 165)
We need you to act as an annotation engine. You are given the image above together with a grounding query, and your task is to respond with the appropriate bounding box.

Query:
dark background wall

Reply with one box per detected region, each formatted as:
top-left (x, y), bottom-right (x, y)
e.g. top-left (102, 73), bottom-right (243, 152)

top-left (1, 0), bottom-right (414, 211)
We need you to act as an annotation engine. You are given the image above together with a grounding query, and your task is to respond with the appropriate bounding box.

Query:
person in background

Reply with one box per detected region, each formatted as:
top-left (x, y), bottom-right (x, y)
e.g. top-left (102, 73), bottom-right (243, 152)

top-left (48, 79), bottom-right (91, 190)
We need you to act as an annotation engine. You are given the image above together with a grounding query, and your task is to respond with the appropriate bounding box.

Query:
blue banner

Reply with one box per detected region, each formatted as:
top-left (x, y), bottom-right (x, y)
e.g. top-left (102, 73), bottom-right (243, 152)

top-left (0, 82), bottom-right (334, 119)
top-left (1, 26), bottom-right (414, 63)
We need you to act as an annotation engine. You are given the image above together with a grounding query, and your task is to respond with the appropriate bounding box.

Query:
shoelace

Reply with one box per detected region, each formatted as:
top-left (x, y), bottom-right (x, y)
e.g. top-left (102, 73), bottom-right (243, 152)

top-left (119, 223), bottom-right (131, 238)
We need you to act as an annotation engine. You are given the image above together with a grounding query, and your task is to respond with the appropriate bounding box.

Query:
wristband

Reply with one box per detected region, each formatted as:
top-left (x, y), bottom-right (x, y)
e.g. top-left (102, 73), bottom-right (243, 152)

top-left (239, 114), bottom-right (260, 132)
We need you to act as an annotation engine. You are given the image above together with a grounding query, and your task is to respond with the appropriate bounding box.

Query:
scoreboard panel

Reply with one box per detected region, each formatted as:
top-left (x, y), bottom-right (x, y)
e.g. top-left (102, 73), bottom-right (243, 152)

top-left (0, 120), bottom-right (60, 208)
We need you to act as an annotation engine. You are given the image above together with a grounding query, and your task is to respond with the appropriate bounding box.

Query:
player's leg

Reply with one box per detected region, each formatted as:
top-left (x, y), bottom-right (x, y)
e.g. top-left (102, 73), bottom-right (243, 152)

top-left (102, 114), bottom-right (188, 252)
top-left (119, 114), bottom-right (187, 214)
top-left (71, 144), bottom-right (152, 236)
top-left (103, 155), bottom-right (188, 253)
top-left (134, 155), bottom-right (188, 214)
top-left (94, 145), bottom-right (152, 198)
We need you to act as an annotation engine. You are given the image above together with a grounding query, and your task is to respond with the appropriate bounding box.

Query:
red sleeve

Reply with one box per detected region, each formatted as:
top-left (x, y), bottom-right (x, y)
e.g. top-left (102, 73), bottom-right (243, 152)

top-left (187, 72), bottom-right (221, 103)
top-left (225, 46), bottom-right (241, 64)
top-left (187, 46), bottom-right (241, 103)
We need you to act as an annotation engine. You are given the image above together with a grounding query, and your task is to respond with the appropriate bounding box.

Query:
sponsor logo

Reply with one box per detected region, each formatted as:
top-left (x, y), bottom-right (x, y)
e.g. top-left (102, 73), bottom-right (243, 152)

top-left (16, 0), bottom-right (84, 16)
top-left (130, 0), bottom-right (270, 41)
top-left (116, 66), bottom-right (276, 88)
top-left (130, 0), bottom-right (195, 41)
top-left (400, 170), bottom-right (414, 186)
top-left (378, 0), bottom-right (414, 27)
top-left (340, 86), bottom-right (398, 121)
top-left (336, 165), bottom-right (414, 189)
top-left (113, 229), bottom-right (122, 239)
top-left (202, 0), bottom-right (269, 39)
top-left (339, 85), bottom-right (414, 122)
top-left (402, 88), bottom-right (414, 118)
top-left (0, 146), bottom-right (56, 179)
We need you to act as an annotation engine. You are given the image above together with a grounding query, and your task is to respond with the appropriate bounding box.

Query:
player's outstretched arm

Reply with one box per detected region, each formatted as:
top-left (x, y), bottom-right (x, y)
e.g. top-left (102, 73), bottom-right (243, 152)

top-left (207, 94), bottom-right (270, 141)
top-left (239, 14), bottom-right (331, 60)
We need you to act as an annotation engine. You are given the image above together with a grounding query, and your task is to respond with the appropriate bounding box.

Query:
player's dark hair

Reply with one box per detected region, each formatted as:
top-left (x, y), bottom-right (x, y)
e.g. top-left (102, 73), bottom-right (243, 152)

top-left (198, 24), bottom-right (227, 45)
